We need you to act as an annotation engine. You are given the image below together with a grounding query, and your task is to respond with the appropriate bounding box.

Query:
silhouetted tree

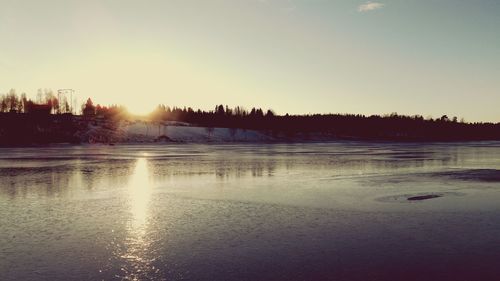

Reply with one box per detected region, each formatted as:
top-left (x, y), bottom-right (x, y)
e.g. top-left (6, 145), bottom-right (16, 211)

top-left (82, 98), bottom-right (96, 116)
top-left (0, 96), bottom-right (7, 112)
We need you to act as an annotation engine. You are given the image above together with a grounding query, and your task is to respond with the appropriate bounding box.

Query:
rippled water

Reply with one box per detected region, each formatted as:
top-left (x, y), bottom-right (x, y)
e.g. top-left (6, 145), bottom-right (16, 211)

top-left (1, 142), bottom-right (500, 281)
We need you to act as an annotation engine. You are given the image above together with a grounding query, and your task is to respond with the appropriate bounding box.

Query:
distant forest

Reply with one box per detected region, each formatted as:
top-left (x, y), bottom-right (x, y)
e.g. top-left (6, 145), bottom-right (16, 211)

top-left (1, 89), bottom-right (500, 142)
top-left (146, 104), bottom-right (500, 141)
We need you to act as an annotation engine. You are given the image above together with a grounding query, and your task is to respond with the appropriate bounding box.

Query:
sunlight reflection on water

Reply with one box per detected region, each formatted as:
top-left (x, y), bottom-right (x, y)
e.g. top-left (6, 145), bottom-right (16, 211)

top-left (119, 158), bottom-right (156, 280)
top-left (128, 158), bottom-right (151, 227)
top-left (1, 143), bottom-right (500, 281)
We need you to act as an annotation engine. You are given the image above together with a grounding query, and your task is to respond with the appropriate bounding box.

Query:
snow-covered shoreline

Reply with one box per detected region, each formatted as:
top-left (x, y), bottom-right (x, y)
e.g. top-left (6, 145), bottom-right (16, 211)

top-left (123, 121), bottom-right (274, 143)
top-left (79, 120), bottom-right (277, 143)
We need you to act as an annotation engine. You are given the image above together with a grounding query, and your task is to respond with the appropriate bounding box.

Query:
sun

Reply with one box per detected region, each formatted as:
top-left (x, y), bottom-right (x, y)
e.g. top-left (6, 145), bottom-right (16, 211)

top-left (127, 103), bottom-right (155, 117)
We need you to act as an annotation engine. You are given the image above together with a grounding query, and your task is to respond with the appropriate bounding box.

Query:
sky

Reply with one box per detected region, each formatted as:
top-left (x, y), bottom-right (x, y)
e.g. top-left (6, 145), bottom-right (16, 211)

top-left (0, 0), bottom-right (499, 121)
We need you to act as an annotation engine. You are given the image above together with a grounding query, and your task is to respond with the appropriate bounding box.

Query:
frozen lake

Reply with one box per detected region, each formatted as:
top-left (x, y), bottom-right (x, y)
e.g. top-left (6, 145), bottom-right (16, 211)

top-left (1, 142), bottom-right (500, 280)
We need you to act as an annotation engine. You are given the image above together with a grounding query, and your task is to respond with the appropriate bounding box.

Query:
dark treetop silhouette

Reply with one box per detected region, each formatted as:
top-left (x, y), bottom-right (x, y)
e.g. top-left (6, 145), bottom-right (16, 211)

top-left (0, 91), bottom-right (499, 145)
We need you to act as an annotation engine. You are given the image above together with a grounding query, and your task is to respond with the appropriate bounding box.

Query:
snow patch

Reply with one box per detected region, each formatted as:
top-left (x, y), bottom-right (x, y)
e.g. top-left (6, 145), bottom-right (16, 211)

top-left (122, 121), bottom-right (273, 143)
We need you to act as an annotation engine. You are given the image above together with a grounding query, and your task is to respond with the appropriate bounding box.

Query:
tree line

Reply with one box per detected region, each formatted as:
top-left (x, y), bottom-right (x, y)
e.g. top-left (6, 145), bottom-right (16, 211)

top-left (57, 98), bottom-right (500, 141)
top-left (2, 90), bottom-right (499, 141)
top-left (144, 104), bottom-right (500, 141)
top-left (0, 89), bottom-right (72, 114)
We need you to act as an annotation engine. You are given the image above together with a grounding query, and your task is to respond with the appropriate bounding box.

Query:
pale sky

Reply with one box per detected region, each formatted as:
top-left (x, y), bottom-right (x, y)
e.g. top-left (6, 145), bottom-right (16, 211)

top-left (1, 0), bottom-right (499, 121)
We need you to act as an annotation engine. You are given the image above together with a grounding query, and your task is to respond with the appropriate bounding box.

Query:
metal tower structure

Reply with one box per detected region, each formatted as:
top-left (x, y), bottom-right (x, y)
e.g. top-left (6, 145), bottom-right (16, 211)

top-left (57, 89), bottom-right (75, 114)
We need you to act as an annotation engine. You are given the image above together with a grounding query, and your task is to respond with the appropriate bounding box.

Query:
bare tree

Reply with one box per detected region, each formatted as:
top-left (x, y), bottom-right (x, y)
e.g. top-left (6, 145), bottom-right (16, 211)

top-left (0, 95), bottom-right (7, 112)
top-left (7, 89), bottom-right (18, 112)
top-left (36, 89), bottom-right (43, 104)
top-left (206, 127), bottom-right (215, 140)
top-left (229, 127), bottom-right (238, 141)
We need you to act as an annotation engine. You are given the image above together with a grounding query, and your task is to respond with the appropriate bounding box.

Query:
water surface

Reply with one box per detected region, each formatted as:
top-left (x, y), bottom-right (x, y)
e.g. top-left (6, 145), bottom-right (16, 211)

top-left (1, 142), bottom-right (500, 280)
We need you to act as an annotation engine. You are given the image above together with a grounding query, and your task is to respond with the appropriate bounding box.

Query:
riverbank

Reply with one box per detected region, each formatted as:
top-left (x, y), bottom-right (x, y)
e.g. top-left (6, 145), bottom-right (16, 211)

top-left (1, 113), bottom-right (499, 145)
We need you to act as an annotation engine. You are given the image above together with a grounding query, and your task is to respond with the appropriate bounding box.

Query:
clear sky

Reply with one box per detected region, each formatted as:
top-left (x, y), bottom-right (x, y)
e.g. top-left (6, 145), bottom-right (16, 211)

top-left (1, 0), bottom-right (499, 121)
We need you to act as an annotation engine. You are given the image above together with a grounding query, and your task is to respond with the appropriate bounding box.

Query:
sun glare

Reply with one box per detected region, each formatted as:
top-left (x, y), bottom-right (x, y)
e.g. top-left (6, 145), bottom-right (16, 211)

top-left (120, 157), bottom-right (155, 279)
top-left (127, 158), bottom-right (152, 227)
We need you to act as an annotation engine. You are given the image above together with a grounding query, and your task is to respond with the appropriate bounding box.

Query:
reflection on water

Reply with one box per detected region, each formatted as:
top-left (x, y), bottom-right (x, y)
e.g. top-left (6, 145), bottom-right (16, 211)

top-left (3, 142), bottom-right (495, 200)
top-left (117, 158), bottom-right (157, 280)
top-left (128, 158), bottom-right (151, 227)
top-left (1, 142), bottom-right (500, 281)
top-left (79, 159), bottom-right (135, 191)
